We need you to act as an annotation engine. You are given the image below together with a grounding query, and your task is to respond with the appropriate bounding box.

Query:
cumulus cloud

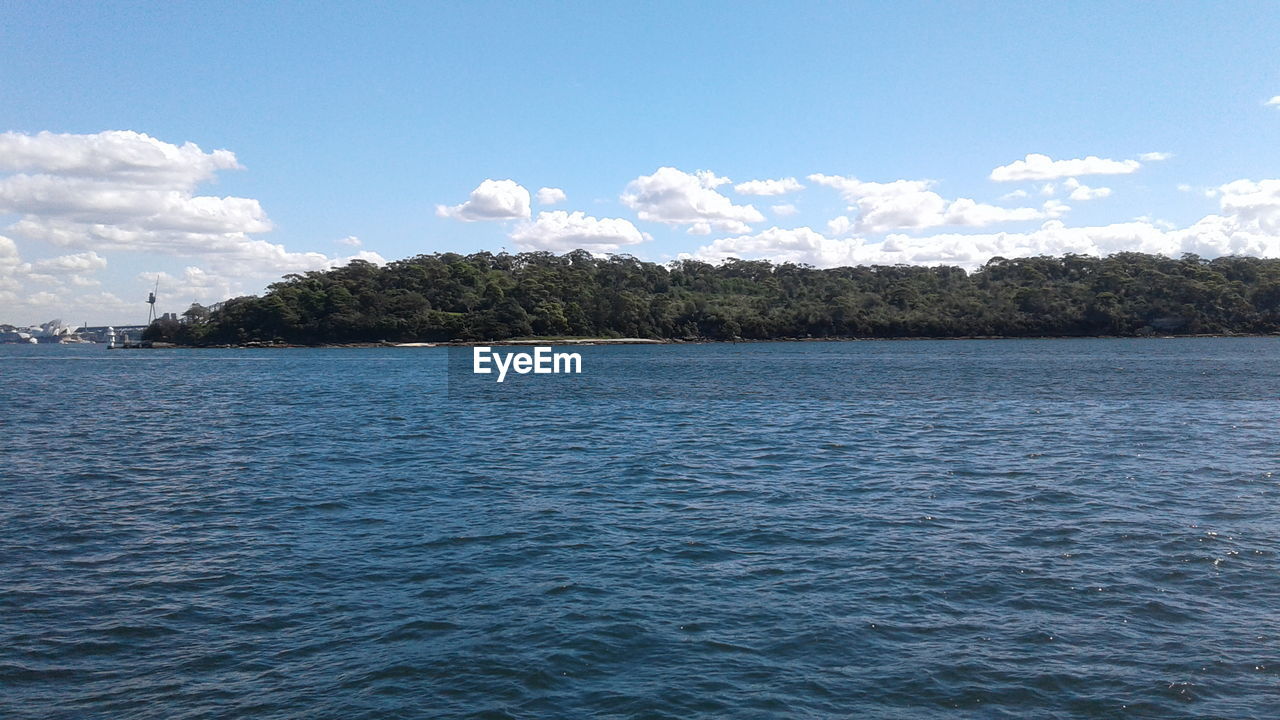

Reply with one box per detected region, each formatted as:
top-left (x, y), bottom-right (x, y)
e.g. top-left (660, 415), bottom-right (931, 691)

top-left (134, 250), bottom-right (383, 308)
top-left (771, 203), bottom-right (798, 217)
top-left (0, 130), bottom-right (368, 274)
top-left (21, 251), bottom-right (108, 287)
top-left (1139, 152), bottom-right (1173, 162)
top-left (0, 131), bottom-right (330, 283)
top-left (687, 177), bottom-right (1280, 270)
top-left (0, 176), bottom-right (272, 237)
top-left (808, 173), bottom-right (1052, 233)
top-left (683, 222), bottom-right (1127, 270)
top-left (138, 266), bottom-right (235, 306)
top-left (686, 227), bottom-right (851, 267)
top-left (1266, 96), bottom-right (1280, 108)
top-left (1217, 179), bottom-right (1280, 233)
top-left (990, 153), bottom-right (1142, 182)
top-left (1043, 199), bottom-right (1071, 217)
top-left (24, 291), bottom-right (60, 307)
top-left (0, 130), bottom-right (390, 323)
top-left (436, 179), bottom-right (531, 221)
top-left (509, 210), bottom-right (650, 253)
top-left (0, 131), bottom-right (278, 259)
top-left (136, 256), bottom-right (392, 312)
top-left (0, 130), bottom-right (241, 186)
top-left (734, 177), bottom-right (804, 196)
top-left (0, 235), bottom-right (25, 272)
top-left (1064, 178), bottom-right (1112, 201)
top-left (536, 187), bottom-right (567, 205)
top-left (826, 215), bottom-right (853, 236)
top-left (621, 167), bottom-right (765, 234)
top-left (336, 235), bottom-right (361, 247)
top-left (695, 170), bottom-right (733, 188)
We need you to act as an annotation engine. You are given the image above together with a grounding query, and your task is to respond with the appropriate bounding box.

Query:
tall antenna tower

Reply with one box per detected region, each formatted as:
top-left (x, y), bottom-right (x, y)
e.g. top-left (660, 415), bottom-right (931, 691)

top-left (146, 277), bottom-right (159, 324)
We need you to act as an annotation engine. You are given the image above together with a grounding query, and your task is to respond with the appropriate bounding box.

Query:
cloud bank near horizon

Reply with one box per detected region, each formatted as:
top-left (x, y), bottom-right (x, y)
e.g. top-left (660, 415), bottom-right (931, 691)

top-left (0, 130), bottom-right (381, 323)
top-left (435, 153), bottom-right (1280, 272)
top-left (8, 127), bottom-right (1280, 324)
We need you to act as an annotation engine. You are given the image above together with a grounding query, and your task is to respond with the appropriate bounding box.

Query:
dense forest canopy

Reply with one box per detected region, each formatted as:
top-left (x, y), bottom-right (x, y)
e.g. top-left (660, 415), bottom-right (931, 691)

top-left (145, 250), bottom-right (1280, 344)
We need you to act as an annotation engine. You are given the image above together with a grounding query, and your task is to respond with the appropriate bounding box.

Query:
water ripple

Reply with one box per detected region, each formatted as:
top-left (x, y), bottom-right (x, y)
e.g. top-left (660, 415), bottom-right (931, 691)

top-left (3, 339), bottom-right (1280, 718)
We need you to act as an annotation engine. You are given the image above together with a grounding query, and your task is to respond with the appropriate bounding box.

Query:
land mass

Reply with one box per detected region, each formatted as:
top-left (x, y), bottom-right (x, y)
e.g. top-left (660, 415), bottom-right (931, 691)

top-left (144, 250), bottom-right (1280, 346)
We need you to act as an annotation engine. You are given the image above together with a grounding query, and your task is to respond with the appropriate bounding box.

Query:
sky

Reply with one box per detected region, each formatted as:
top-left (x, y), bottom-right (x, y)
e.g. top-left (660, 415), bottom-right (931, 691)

top-left (2, 1), bottom-right (1280, 325)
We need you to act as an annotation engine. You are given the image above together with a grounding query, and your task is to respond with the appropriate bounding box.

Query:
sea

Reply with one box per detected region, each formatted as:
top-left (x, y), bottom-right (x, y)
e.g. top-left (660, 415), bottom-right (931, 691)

top-left (2, 338), bottom-right (1278, 719)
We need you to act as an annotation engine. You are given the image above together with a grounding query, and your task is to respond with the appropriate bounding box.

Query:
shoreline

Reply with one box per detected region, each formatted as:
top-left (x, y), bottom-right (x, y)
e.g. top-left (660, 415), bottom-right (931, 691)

top-left (139, 332), bottom-right (1280, 349)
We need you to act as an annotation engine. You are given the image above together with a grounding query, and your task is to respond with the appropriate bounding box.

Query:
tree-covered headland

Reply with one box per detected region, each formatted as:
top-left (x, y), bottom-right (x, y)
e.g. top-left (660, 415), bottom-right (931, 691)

top-left (145, 250), bottom-right (1280, 344)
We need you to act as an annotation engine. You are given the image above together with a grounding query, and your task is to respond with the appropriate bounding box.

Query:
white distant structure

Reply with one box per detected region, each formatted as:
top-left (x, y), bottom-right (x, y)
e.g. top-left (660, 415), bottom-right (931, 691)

top-left (0, 319), bottom-right (91, 344)
top-left (37, 319), bottom-right (76, 338)
top-left (107, 327), bottom-right (117, 349)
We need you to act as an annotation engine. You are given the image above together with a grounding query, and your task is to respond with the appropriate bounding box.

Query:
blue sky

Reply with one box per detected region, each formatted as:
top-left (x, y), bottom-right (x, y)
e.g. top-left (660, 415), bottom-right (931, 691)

top-left (2, 1), bottom-right (1280, 324)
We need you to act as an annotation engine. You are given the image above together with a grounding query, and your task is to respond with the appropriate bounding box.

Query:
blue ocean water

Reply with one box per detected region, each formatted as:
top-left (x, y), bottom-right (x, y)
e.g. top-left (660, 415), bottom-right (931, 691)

top-left (2, 338), bottom-right (1278, 719)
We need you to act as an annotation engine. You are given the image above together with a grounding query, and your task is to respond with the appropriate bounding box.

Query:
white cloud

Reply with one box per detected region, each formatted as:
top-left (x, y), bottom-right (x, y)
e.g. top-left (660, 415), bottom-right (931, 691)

top-left (1139, 152), bottom-right (1173, 162)
top-left (135, 251), bottom-right (384, 309)
top-left (826, 215), bottom-right (853, 236)
top-left (686, 227), bottom-right (858, 267)
top-left (734, 177), bottom-right (804, 196)
top-left (0, 178), bottom-right (273, 236)
top-left (688, 177), bottom-right (1280, 270)
top-left (1000, 189), bottom-right (1028, 201)
top-left (16, 289), bottom-right (137, 325)
top-left (686, 222), bottom-right (1131, 269)
top-left (1042, 200), bottom-right (1071, 217)
top-left (22, 191), bottom-right (267, 246)
top-left (808, 173), bottom-right (1051, 233)
top-left (1132, 215), bottom-right (1177, 231)
top-left (0, 130), bottom-right (394, 323)
top-left (24, 251), bottom-right (108, 288)
top-left (0, 235), bottom-right (24, 273)
top-left (25, 291), bottom-right (60, 307)
top-left (436, 179), bottom-right (531, 221)
top-left (332, 250), bottom-right (387, 267)
top-left (138, 266), bottom-right (234, 306)
top-left (771, 203), bottom-right (798, 217)
top-left (695, 170), bottom-right (733, 188)
top-left (0, 130), bottom-right (368, 280)
top-left (621, 167), bottom-right (764, 234)
top-left (990, 153), bottom-right (1142, 182)
top-left (0, 130), bottom-right (241, 187)
top-left (945, 197), bottom-right (1048, 226)
top-left (536, 187), bottom-right (567, 205)
top-left (1177, 184), bottom-right (1193, 192)
top-left (1217, 179), bottom-right (1280, 233)
top-left (0, 131), bottom-right (276, 257)
top-left (509, 210), bottom-right (650, 252)
top-left (1064, 178), bottom-right (1112, 201)
top-left (75, 291), bottom-right (134, 314)
top-left (1266, 96), bottom-right (1280, 108)
top-left (336, 235), bottom-right (361, 247)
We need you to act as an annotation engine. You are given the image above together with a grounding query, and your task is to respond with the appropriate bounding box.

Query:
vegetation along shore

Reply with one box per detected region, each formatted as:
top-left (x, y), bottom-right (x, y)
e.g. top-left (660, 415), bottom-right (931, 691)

top-left (142, 250), bottom-right (1280, 346)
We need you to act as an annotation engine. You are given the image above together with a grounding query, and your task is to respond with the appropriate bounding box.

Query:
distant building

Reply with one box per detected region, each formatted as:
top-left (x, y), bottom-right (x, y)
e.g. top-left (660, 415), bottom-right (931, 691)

top-left (0, 320), bottom-right (155, 344)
